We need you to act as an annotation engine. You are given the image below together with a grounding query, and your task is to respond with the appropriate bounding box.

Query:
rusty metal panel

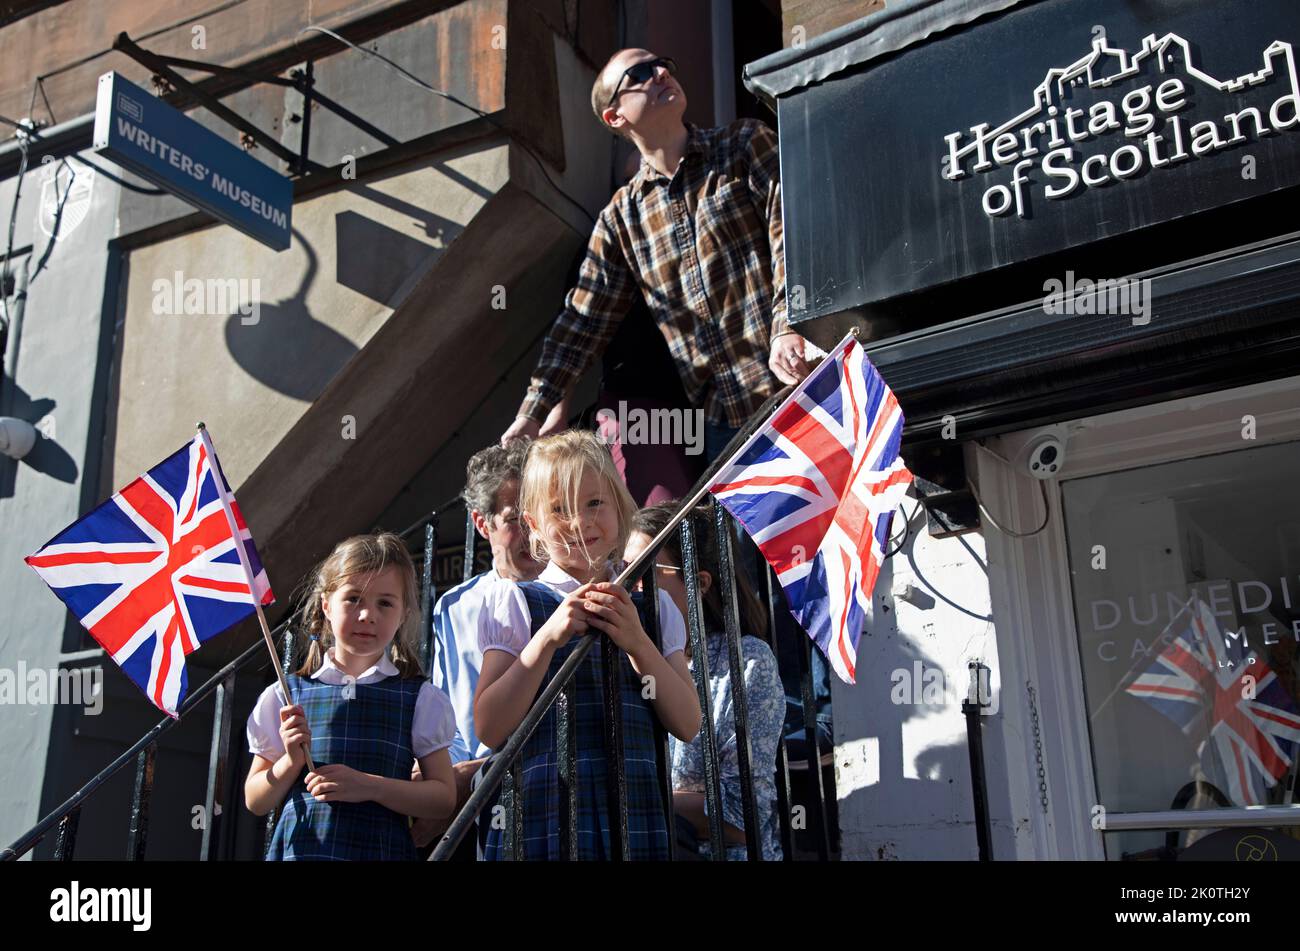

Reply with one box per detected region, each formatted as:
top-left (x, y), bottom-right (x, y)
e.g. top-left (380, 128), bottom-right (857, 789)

top-left (0, 0), bottom-right (453, 129)
top-left (779, 0), bottom-right (884, 48)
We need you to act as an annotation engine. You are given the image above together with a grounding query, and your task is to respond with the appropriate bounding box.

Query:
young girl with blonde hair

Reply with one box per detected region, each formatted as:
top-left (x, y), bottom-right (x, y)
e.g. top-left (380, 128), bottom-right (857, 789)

top-left (474, 430), bottom-right (701, 859)
top-left (244, 532), bottom-right (457, 860)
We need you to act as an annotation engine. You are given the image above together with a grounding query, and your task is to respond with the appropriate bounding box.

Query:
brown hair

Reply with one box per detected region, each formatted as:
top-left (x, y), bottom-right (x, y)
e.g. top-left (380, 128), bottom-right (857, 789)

top-left (631, 500), bottom-right (769, 643)
top-left (292, 532), bottom-right (424, 679)
top-left (519, 429), bottom-right (637, 569)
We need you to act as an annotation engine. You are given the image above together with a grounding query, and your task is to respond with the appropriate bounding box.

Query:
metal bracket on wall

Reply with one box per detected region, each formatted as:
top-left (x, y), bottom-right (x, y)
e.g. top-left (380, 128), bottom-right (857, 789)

top-left (111, 32), bottom-right (403, 178)
top-left (906, 438), bottom-right (979, 538)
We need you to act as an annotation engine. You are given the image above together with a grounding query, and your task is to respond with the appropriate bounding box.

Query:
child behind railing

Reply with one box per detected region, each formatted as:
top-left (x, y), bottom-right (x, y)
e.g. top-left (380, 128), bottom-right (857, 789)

top-left (473, 430), bottom-right (701, 859)
top-left (626, 501), bottom-right (786, 861)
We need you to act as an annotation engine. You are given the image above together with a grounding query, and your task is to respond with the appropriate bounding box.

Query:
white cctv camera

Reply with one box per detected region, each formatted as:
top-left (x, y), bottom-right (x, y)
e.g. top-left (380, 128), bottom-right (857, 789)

top-left (0, 416), bottom-right (37, 460)
top-left (1022, 430), bottom-right (1066, 480)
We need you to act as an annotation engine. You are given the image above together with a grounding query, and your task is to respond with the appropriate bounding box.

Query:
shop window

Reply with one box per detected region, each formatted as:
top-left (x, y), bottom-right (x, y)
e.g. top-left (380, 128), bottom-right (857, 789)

top-left (1062, 441), bottom-right (1300, 859)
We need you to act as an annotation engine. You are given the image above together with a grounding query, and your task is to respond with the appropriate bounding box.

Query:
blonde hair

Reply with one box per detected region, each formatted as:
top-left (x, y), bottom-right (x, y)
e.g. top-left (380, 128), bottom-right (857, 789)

top-left (292, 532), bottom-right (424, 679)
top-left (519, 430), bottom-right (637, 569)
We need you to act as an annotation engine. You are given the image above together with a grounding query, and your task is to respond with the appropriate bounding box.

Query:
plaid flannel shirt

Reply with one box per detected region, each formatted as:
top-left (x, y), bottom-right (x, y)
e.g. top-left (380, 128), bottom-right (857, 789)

top-left (520, 118), bottom-right (790, 429)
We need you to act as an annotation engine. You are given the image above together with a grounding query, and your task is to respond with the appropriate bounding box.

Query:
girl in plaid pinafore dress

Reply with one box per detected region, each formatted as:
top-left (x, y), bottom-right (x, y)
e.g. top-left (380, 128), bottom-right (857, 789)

top-left (474, 431), bottom-right (703, 861)
top-left (244, 533), bottom-right (458, 861)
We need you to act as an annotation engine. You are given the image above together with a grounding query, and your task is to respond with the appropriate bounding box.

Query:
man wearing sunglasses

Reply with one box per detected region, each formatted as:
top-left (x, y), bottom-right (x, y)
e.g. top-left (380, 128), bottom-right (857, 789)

top-left (502, 46), bottom-right (833, 783)
top-left (500, 47), bottom-right (814, 454)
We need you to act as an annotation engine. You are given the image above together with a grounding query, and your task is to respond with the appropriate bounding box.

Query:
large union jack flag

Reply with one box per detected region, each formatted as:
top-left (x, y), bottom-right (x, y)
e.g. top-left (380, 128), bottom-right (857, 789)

top-left (26, 431), bottom-right (273, 717)
top-left (1126, 597), bottom-right (1300, 806)
top-left (709, 334), bottom-right (913, 684)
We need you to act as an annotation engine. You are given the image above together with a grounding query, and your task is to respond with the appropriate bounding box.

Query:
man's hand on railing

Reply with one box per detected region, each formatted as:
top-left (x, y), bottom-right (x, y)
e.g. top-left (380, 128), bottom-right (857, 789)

top-left (501, 414), bottom-right (541, 446)
top-left (769, 331), bottom-right (813, 385)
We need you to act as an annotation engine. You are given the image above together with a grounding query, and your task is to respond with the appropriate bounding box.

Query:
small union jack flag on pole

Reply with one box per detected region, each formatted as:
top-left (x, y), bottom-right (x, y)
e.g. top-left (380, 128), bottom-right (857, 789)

top-left (25, 425), bottom-right (273, 717)
top-left (709, 332), bottom-right (913, 684)
top-left (1126, 597), bottom-right (1300, 807)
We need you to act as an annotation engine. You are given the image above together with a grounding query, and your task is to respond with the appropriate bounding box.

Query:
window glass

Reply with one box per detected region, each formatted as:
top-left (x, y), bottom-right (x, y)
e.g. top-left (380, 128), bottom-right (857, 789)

top-left (1062, 441), bottom-right (1300, 859)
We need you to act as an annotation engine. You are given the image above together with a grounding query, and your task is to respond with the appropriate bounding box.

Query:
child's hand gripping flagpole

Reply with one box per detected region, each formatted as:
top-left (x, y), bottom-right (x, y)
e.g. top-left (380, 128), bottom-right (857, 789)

top-left (195, 422), bottom-right (316, 773)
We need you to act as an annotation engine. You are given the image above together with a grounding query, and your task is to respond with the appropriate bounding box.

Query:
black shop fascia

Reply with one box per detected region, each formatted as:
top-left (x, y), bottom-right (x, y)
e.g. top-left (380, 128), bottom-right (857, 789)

top-left (744, 0), bottom-right (1300, 531)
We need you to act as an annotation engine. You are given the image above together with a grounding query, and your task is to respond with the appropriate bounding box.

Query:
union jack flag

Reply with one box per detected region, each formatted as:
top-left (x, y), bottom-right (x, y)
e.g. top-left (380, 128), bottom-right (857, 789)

top-left (1126, 598), bottom-right (1300, 806)
top-left (25, 431), bottom-right (273, 717)
top-left (709, 334), bottom-right (913, 684)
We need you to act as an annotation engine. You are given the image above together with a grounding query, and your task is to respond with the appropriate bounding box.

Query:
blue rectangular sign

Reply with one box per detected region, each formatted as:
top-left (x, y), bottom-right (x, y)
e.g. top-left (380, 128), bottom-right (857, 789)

top-left (92, 71), bottom-right (292, 251)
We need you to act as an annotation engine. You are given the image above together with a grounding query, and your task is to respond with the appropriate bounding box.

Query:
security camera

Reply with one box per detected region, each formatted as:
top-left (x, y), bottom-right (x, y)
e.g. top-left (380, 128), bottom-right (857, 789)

top-left (0, 416), bottom-right (37, 460)
top-left (1023, 431), bottom-right (1066, 480)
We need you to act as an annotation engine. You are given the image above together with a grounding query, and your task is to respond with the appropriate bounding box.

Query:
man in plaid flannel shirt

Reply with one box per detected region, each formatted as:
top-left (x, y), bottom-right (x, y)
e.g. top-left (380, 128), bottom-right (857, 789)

top-left (500, 47), bottom-right (812, 448)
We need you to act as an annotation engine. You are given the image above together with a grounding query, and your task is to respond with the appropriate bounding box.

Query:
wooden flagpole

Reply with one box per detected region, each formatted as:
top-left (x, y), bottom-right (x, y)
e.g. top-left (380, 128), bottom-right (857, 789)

top-left (195, 422), bottom-right (316, 773)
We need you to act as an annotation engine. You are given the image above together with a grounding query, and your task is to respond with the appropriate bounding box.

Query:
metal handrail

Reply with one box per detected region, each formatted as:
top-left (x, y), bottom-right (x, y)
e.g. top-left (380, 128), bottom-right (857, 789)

top-left (1103, 806), bottom-right (1300, 831)
top-left (2, 632), bottom-right (271, 861)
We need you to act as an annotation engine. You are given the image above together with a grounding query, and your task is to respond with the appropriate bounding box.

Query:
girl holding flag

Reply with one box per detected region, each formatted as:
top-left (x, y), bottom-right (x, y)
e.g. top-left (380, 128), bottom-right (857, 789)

top-left (473, 430), bottom-right (701, 859)
top-left (244, 532), bottom-right (457, 861)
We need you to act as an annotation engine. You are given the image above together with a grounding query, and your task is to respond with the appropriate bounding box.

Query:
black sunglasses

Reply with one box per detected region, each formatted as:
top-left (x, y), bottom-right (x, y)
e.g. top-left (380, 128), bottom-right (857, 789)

top-left (607, 57), bottom-right (678, 108)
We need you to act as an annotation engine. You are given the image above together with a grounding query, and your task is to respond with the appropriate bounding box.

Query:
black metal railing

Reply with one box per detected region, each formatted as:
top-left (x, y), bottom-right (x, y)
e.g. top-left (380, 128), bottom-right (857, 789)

top-left (4, 407), bottom-right (839, 862)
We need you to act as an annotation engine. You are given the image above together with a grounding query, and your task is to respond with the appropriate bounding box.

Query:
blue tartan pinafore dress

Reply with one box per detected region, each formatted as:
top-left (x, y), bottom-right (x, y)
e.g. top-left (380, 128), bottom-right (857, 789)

top-left (482, 582), bottom-right (670, 860)
top-left (266, 673), bottom-right (421, 861)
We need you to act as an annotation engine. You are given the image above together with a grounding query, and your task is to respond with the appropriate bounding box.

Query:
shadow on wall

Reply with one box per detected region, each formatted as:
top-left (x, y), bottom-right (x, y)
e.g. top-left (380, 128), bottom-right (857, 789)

top-left (347, 163), bottom-right (483, 245)
top-left (333, 167), bottom-right (478, 307)
top-left (224, 193), bottom-right (460, 400)
top-left (223, 230), bottom-right (354, 401)
top-left (0, 383), bottom-right (76, 500)
top-left (833, 515), bottom-right (1015, 859)
top-left (334, 210), bottom-right (448, 305)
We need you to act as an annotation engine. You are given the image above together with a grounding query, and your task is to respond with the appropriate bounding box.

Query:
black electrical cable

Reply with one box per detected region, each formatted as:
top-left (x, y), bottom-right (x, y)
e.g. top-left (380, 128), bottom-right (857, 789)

top-left (968, 440), bottom-right (1051, 538)
top-left (883, 497), bottom-right (923, 559)
top-left (296, 23), bottom-right (597, 228)
top-left (0, 129), bottom-right (29, 329)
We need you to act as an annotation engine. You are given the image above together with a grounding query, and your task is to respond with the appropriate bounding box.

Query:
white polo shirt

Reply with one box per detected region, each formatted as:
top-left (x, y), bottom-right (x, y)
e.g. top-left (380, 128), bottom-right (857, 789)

top-left (431, 569), bottom-right (510, 763)
top-left (246, 649), bottom-right (455, 761)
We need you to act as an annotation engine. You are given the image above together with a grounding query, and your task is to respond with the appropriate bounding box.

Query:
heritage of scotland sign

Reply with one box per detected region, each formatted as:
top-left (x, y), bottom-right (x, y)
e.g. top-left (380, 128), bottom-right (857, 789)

top-left (944, 31), bottom-right (1300, 219)
top-left (775, 0), bottom-right (1300, 313)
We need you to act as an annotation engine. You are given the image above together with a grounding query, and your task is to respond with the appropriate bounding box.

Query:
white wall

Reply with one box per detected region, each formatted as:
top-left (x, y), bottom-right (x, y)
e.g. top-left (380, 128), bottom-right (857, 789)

top-left (833, 457), bottom-right (1041, 859)
top-left (836, 506), bottom-right (997, 857)
top-left (0, 152), bottom-right (122, 854)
